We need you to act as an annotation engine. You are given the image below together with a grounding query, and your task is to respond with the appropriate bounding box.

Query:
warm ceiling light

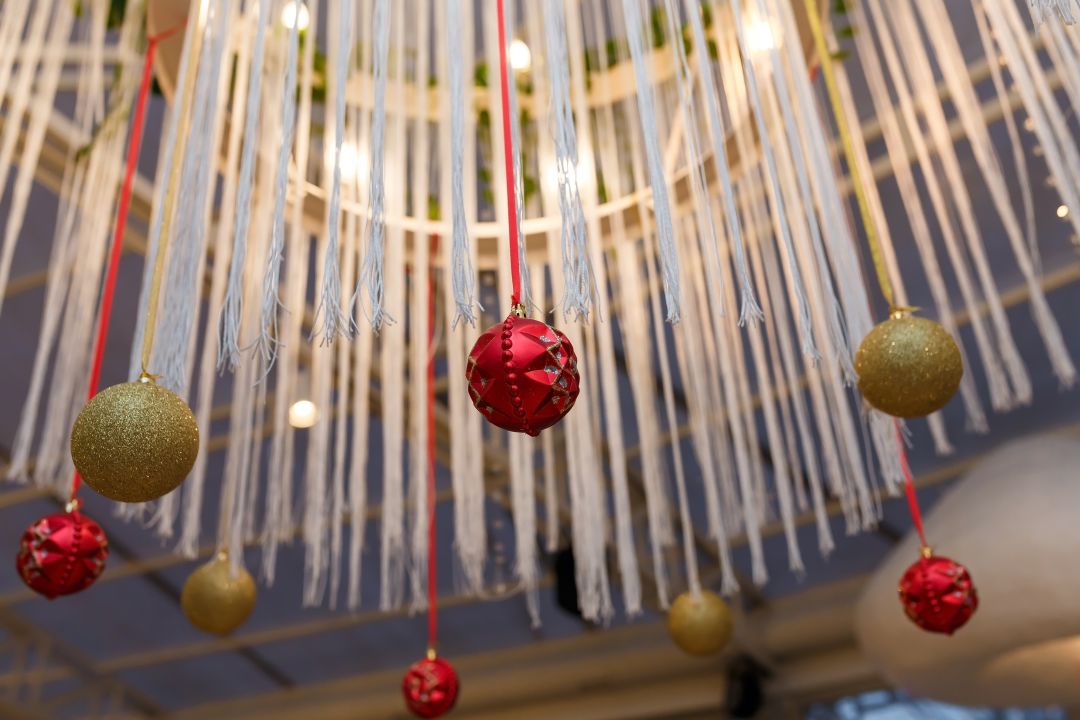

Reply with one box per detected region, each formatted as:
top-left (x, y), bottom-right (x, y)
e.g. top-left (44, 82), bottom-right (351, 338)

top-left (1057, 204), bottom-right (1070, 219)
top-left (744, 20), bottom-right (776, 55)
top-left (510, 39), bottom-right (532, 72)
top-left (289, 399), bottom-right (318, 428)
top-left (281, 1), bottom-right (310, 31)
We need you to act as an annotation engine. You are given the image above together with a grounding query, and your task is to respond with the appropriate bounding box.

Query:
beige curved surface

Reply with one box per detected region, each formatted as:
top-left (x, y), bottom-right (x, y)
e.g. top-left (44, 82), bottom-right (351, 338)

top-left (855, 434), bottom-right (1080, 707)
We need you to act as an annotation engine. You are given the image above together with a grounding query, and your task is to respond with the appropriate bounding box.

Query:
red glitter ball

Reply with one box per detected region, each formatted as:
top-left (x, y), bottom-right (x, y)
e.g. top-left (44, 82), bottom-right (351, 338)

top-left (402, 656), bottom-right (459, 718)
top-left (465, 314), bottom-right (580, 436)
top-left (15, 511), bottom-right (109, 599)
top-left (898, 554), bottom-right (977, 635)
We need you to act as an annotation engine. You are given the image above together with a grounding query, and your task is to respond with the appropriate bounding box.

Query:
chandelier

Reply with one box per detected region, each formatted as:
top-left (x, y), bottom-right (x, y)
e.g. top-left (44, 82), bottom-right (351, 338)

top-left (1, 0), bottom-right (1076, 635)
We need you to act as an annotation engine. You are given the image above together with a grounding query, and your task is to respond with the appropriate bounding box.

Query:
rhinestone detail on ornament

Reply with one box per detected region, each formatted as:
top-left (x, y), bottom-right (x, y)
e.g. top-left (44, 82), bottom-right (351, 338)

top-left (898, 552), bottom-right (978, 635)
top-left (15, 509), bottom-right (108, 599)
top-left (466, 314), bottom-right (579, 435)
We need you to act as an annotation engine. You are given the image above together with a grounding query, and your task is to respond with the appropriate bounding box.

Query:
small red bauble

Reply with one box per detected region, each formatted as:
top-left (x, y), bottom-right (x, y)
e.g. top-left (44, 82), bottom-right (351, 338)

top-left (402, 655), bottom-right (459, 718)
top-left (898, 552), bottom-right (977, 635)
top-left (466, 313), bottom-right (580, 436)
top-left (15, 510), bottom-right (108, 599)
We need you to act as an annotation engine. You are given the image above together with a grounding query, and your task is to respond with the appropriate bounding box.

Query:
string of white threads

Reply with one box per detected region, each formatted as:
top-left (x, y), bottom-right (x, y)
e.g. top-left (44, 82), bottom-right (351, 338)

top-left (0, 1), bottom-right (72, 317)
top-left (617, 241), bottom-right (676, 607)
top-left (310, 0), bottom-right (355, 343)
top-left (0, 0), bottom-right (32, 111)
top-left (446, 0), bottom-right (479, 326)
top-left (6, 0), bottom-right (90, 483)
top-left (874, 0), bottom-right (1032, 405)
top-left (859, 0), bottom-right (1013, 412)
top-left (727, 0), bottom-right (815, 356)
top-left (179, 10), bottom-right (251, 556)
top-left (216, 0), bottom-right (270, 371)
top-left (0, 0), bottom-right (50, 223)
top-left (154, 1), bottom-right (236, 536)
top-left (408, 236), bottom-right (431, 614)
top-left (849, 0), bottom-right (990, 432)
top-left (347, 271), bottom-right (374, 609)
top-left (159, 3), bottom-right (231, 394)
top-left (228, 76), bottom-right (279, 560)
top-left (591, 255), bottom-right (642, 616)
top-left (329, 203), bottom-right (360, 609)
top-left (681, 0), bottom-right (761, 324)
top-left (303, 239), bottom-right (335, 605)
top-left (36, 4), bottom-right (126, 492)
top-left (973, 7), bottom-right (1038, 273)
top-left (542, 0), bottom-right (597, 321)
top-left (379, 0), bottom-right (408, 610)
top-left (916, 0), bottom-right (1075, 389)
top-left (563, 327), bottom-right (614, 623)
top-left (127, 0), bottom-right (198, 383)
top-left (757, 0), bottom-right (848, 375)
top-left (262, 0), bottom-right (318, 582)
top-left (811, 7), bottom-right (958, 454)
top-left (533, 267), bottom-right (560, 553)
top-left (620, 0), bottom-right (681, 322)
top-left (991, 0), bottom-right (1080, 255)
top-left (256, 5), bottom-right (301, 368)
top-left (1030, 0), bottom-right (1080, 24)
top-left (750, 204), bottom-right (835, 557)
top-left (661, 0), bottom-right (730, 329)
top-left (356, 0), bottom-right (393, 331)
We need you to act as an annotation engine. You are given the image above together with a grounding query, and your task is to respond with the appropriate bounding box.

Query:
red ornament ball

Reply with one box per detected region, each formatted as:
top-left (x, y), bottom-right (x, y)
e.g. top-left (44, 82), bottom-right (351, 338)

top-left (466, 313), bottom-right (580, 436)
top-left (402, 656), bottom-right (459, 718)
top-left (15, 510), bottom-right (108, 599)
top-left (898, 553), bottom-right (977, 635)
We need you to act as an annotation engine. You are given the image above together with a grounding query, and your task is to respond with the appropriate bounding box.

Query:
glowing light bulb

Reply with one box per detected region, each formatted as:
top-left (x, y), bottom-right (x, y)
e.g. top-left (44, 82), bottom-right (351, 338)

top-left (281, 1), bottom-right (310, 31)
top-left (335, 142), bottom-right (366, 185)
top-left (1057, 204), bottom-right (1070, 219)
top-left (744, 20), bottom-right (776, 55)
top-left (289, 399), bottom-right (318, 428)
top-left (510, 39), bottom-right (532, 72)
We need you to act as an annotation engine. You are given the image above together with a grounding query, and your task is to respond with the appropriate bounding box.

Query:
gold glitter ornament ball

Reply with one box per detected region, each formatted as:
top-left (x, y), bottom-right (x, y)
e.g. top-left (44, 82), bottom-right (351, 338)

top-left (70, 379), bottom-right (199, 503)
top-left (181, 554), bottom-right (257, 636)
top-left (667, 590), bottom-right (734, 656)
top-left (855, 314), bottom-right (963, 418)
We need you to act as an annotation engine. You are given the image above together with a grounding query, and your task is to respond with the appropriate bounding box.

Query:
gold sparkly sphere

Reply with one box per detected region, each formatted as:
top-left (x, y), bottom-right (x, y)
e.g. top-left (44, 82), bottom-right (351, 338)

top-left (855, 314), bottom-right (963, 418)
top-left (667, 590), bottom-right (734, 656)
top-left (181, 554), bottom-right (257, 636)
top-left (70, 379), bottom-right (199, 503)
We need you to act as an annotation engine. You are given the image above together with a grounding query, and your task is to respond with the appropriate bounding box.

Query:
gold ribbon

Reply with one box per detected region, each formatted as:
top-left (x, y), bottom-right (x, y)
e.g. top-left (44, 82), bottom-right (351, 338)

top-left (801, 0), bottom-right (896, 310)
top-left (140, 0), bottom-right (207, 374)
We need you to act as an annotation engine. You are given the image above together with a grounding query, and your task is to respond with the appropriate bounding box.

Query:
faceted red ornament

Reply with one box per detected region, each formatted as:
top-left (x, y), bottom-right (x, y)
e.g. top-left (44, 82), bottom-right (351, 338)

top-left (402, 656), bottom-right (459, 718)
top-left (15, 511), bottom-right (108, 599)
top-left (466, 313), bottom-right (580, 436)
top-left (898, 553), bottom-right (977, 635)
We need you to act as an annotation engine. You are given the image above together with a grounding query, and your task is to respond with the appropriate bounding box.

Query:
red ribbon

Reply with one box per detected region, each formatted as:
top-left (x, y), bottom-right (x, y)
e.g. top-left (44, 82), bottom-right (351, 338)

top-left (895, 420), bottom-right (929, 550)
top-left (427, 235), bottom-right (439, 652)
top-left (495, 0), bottom-right (522, 307)
top-left (71, 26), bottom-right (182, 502)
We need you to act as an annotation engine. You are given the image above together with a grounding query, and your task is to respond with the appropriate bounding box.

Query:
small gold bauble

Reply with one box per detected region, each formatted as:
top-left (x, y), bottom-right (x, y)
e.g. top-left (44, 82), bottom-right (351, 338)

top-left (667, 590), bottom-right (734, 656)
top-left (181, 554), bottom-right (257, 636)
top-left (855, 314), bottom-right (963, 418)
top-left (70, 379), bottom-right (199, 503)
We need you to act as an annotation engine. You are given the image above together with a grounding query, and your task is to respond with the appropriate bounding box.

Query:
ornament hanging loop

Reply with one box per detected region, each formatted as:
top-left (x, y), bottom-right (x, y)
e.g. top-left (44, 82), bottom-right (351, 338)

top-left (888, 305), bottom-right (921, 320)
top-left (510, 303), bottom-right (526, 318)
top-left (920, 545), bottom-right (934, 559)
top-left (65, 497), bottom-right (81, 513)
